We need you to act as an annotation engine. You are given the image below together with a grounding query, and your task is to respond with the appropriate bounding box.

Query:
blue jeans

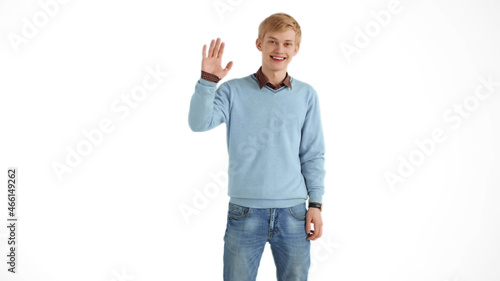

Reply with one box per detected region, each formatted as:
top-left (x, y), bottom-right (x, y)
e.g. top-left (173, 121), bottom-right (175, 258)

top-left (223, 202), bottom-right (310, 281)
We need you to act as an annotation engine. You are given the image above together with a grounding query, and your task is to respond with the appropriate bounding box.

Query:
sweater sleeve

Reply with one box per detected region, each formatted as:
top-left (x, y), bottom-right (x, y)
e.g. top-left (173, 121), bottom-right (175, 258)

top-left (299, 89), bottom-right (326, 203)
top-left (188, 78), bottom-right (230, 132)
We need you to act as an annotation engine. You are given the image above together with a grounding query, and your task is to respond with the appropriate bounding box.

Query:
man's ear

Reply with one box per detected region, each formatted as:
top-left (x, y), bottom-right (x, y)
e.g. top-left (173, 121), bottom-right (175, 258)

top-left (294, 43), bottom-right (300, 56)
top-left (256, 38), bottom-right (262, 51)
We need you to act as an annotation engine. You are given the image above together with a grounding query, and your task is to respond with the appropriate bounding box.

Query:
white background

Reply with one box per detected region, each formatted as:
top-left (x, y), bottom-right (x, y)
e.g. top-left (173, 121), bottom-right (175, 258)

top-left (1, 0), bottom-right (499, 280)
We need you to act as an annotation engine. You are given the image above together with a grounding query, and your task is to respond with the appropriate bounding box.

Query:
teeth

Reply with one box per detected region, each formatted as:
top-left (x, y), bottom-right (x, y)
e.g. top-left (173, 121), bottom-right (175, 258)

top-left (272, 56), bottom-right (285, 60)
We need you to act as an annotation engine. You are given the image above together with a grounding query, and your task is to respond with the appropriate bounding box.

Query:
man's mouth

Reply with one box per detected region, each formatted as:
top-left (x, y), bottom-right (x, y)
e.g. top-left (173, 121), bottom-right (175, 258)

top-left (271, 56), bottom-right (286, 62)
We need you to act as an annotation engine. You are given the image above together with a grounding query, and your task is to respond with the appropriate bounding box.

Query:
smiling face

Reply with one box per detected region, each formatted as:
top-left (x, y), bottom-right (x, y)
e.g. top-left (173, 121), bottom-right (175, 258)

top-left (256, 29), bottom-right (300, 73)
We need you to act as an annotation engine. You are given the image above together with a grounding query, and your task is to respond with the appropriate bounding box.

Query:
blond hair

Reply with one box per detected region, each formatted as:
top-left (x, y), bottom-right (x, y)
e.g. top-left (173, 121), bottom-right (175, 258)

top-left (258, 13), bottom-right (301, 45)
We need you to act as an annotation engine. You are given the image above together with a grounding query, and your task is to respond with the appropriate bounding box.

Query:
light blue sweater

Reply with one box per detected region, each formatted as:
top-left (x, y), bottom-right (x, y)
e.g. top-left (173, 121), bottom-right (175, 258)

top-left (188, 74), bottom-right (325, 208)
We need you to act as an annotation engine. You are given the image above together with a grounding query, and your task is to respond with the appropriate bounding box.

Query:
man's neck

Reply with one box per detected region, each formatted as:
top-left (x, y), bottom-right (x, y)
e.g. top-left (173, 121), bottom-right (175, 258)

top-left (261, 66), bottom-right (287, 86)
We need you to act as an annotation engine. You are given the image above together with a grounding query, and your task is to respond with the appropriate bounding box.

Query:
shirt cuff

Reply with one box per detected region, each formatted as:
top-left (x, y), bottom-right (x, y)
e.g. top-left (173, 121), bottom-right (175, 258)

top-left (201, 71), bottom-right (221, 83)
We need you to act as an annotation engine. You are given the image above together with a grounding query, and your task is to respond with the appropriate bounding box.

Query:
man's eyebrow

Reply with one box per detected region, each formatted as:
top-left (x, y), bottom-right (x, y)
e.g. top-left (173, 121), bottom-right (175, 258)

top-left (267, 36), bottom-right (294, 42)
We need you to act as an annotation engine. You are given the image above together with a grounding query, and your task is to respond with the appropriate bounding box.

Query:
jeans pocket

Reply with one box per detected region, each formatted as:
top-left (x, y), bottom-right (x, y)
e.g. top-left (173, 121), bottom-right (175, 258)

top-left (228, 203), bottom-right (251, 219)
top-left (288, 203), bottom-right (307, 220)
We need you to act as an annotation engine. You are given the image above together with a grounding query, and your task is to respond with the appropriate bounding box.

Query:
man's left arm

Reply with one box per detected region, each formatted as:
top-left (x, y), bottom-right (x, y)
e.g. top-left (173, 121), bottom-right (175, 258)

top-left (299, 89), bottom-right (326, 241)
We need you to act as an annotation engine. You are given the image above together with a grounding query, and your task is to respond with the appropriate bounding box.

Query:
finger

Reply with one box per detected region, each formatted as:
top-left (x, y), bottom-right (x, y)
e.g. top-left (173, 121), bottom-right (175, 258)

top-left (208, 39), bottom-right (215, 58)
top-left (202, 44), bottom-right (207, 58)
top-left (217, 41), bottom-right (225, 58)
top-left (224, 61), bottom-right (233, 73)
top-left (316, 223), bottom-right (323, 239)
top-left (307, 230), bottom-right (318, 241)
top-left (315, 220), bottom-right (323, 239)
top-left (310, 228), bottom-right (321, 240)
top-left (213, 38), bottom-right (221, 58)
top-left (305, 218), bottom-right (311, 234)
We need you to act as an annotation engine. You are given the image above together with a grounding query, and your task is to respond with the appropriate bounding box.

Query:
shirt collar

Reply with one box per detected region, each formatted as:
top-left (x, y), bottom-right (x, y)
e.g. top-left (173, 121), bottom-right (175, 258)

top-left (254, 66), bottom-right (292, 90)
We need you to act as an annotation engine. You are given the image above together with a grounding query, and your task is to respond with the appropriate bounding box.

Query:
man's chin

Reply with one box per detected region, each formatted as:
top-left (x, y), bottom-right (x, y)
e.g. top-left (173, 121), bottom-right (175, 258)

top-left (263, 61), bottom-right (288, 72)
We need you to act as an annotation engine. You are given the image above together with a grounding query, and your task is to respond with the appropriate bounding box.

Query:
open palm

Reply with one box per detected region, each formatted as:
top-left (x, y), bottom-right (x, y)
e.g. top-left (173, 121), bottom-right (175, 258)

top-left (202, 38), bottom-right (233, 80)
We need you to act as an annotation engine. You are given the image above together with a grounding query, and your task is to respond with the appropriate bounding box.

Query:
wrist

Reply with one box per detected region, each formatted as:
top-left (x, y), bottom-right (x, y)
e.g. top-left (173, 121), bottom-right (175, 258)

top-left (201, 70), bottom-right (221, 83)
top-left (308, 202), bottom-right (322, 212)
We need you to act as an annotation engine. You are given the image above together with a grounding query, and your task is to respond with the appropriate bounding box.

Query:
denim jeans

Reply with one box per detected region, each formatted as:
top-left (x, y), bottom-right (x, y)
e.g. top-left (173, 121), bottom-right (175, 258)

top-left (223, 202), bottom-right (310, 281)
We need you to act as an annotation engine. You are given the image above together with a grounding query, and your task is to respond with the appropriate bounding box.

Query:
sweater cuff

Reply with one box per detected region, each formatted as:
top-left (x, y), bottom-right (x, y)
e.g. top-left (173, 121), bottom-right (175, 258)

top-left (308, 190), bottom-right (323, 204)
top-left (201, 71), bottom-right (221, 83)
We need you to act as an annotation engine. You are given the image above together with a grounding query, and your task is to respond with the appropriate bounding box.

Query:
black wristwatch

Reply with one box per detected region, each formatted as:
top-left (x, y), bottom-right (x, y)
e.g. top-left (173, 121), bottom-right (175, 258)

top-left (308, 202), bottom-right (322, 211)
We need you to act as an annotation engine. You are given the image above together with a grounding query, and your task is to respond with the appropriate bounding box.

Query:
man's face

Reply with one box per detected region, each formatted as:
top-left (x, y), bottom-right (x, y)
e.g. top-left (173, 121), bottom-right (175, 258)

top-left (256, 29), bottom-right (299, 73)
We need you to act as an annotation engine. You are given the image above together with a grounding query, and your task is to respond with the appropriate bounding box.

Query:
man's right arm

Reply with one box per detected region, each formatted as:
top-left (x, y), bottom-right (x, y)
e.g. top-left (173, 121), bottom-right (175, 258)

top-left (188, 38), bottom-right (233, 132)
top-left (188, 76), bottom-right (229, 132)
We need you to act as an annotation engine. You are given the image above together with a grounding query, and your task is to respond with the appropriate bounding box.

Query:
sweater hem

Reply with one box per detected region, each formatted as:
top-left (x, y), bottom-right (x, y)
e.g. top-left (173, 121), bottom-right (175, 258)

top-left (229, 197), bottom-right (306, 209)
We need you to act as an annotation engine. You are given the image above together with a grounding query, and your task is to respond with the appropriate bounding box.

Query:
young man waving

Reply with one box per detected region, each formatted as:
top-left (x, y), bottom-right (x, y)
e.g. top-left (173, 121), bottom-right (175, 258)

top-left (188, 13), bottom-right (326, 281)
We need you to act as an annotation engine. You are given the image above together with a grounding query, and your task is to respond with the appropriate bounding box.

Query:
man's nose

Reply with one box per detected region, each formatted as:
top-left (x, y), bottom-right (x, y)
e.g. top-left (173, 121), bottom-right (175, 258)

top-left (275, 44), bottom-right (284, 53)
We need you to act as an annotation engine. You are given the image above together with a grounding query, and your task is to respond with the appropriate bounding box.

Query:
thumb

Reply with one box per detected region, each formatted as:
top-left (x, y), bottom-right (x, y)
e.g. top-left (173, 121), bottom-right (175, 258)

top-left (224, 61), bottom-right (233, 74)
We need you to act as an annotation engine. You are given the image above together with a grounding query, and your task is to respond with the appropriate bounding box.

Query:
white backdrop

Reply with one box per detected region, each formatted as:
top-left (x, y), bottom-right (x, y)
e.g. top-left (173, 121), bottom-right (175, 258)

top-left (1, 0), bottom-right (499, 280)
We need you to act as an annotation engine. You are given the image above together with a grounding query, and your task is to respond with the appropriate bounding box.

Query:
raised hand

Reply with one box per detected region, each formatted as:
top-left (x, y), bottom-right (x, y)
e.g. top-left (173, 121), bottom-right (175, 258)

top-left (202, 38), bottom-right (233, 80)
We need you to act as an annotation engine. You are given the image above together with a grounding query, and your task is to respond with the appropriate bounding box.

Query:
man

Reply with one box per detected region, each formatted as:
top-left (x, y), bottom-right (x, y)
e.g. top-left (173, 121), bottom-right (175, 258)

top-left (188, 13), bottom-right (326, 281)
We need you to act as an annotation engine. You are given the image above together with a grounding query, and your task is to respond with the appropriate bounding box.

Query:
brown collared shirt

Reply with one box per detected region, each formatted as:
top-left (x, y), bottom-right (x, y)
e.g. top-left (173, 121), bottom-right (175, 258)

top-left (201, 67), bottom-right (292, 90)
top-left (253, 67), bottom-right (292, 90)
